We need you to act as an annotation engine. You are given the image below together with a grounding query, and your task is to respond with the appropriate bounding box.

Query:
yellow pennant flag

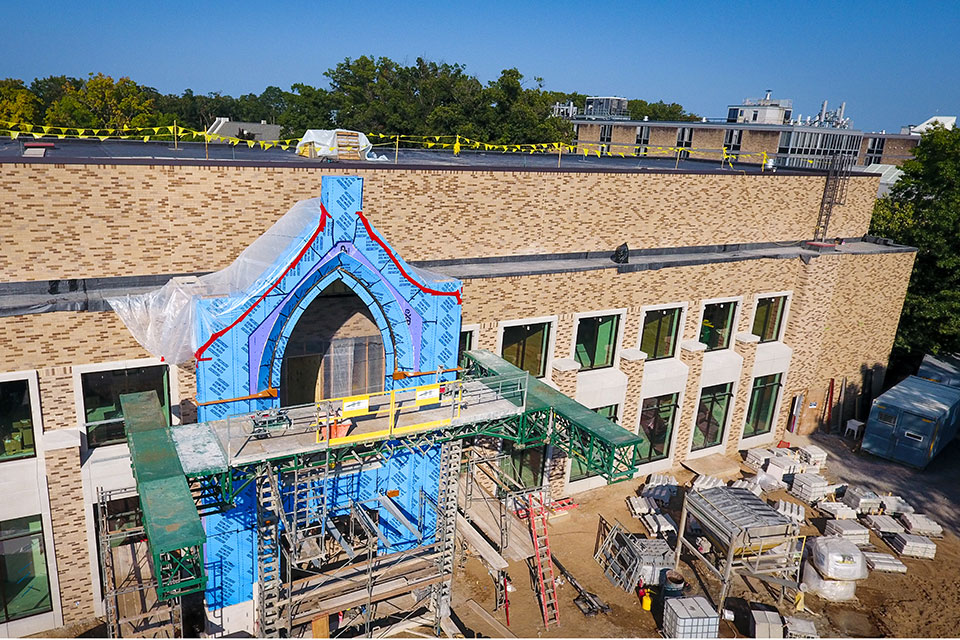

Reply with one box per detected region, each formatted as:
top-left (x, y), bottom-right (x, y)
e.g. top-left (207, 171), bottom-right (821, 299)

top-left (280, 144), bottom-right (289, 151)
top-left (246, 140), bottom-right (255, 148)
top-left (32, 132), bottom-right (43, 139)
top-left (42, 126), bottom-right (52, 133)
top-left (153, 127), bottom-right (162, 134)
top-left (57, 134), bottom-right (65, 139)
top-left (98, 135), bottom-right (109, 141)
top-left (143, 135), bottom-right (151, 142)
top-left (10, 131), bottom-right (19, 140)
top-left (22, 124), bottom-right (33, 132)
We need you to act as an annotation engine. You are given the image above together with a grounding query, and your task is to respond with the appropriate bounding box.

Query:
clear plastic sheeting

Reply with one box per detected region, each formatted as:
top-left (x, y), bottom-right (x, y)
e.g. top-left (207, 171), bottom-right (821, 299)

top-left (801, 559), bottom-right (857, 601)
top-left (295, 129), bottom-right (386, 161)
top-left (107, 198), bottom-right (328, 365)
top-left (809, 536), bottom-right (867, 581)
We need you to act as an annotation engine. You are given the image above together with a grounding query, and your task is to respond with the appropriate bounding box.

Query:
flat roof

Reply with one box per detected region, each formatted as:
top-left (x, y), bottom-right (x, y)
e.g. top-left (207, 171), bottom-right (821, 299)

top-left (572, 118), bottom-right (864, 135)
top-left (0, 136), bottom-right (850, 176)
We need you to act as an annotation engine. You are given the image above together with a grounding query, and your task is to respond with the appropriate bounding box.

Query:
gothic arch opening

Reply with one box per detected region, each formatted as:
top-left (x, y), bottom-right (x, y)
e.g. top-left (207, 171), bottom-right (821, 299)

top-left (279, 280), bottom-right (385, 406)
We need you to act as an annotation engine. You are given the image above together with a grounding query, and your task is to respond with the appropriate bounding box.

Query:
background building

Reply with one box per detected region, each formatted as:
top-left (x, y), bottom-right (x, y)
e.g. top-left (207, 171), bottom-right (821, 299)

top-left (0, 147), bottom-right (913, 636)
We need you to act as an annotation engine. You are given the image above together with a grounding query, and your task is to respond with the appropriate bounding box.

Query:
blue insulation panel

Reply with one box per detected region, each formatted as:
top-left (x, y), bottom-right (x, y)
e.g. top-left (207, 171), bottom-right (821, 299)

top-left (193, 176), bottom-right (458, 609)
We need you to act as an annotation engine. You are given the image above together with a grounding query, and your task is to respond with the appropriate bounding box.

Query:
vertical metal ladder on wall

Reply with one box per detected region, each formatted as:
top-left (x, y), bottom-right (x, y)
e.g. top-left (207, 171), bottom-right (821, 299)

top-left (256, 464), bottom-right (283, 638)
top-left (433, 439), bottom-right (462, 627)
top-left (813, 153), bottom-right (854, 242)
top-left (528, 492), bottom-right (560, 628)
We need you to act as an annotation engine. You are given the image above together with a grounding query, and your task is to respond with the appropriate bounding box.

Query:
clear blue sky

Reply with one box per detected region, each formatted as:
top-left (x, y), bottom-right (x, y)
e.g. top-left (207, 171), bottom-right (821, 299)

top-left (3, 0), bottom-right (958, 132)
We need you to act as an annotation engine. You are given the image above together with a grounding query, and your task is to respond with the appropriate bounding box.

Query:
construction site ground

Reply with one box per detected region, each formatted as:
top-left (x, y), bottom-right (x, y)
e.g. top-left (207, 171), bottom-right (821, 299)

top-left (451, 432), bottom-right (960, 638)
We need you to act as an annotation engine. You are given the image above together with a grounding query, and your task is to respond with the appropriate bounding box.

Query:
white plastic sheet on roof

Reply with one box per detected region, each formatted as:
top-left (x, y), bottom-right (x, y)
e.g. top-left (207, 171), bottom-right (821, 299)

top-left (296, 129), bottom-right (384, 160)
top-left (107, 198), bottom-right (325, 365)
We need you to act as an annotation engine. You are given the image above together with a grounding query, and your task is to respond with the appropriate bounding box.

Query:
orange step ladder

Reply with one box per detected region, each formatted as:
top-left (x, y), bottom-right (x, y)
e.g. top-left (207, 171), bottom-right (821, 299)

top-left (528, 492), bottom-right (560, 628)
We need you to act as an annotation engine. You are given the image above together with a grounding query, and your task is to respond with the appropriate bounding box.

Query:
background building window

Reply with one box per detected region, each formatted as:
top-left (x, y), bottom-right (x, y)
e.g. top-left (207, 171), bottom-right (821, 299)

top-left (0, 515), bottom-right (52, 623)
top-left (570, 405), bottom-right (619, 481)
top-left (640, 307), bottom-right (682, 360)
top-left (693, 383), bottom-right (733, 451)
top-left (676, 128), bottom-right (693, 159)
top-left (635, 126), bottom-right (650, 156)
top-left (752, 296), bottom-right (787, 342)
top-left (501, 323), bottom-right (551, 378)
top-left (699, 301), bottom-right (737, 351)
top-left (0, 379), bottom-right (36, 462)
top-left (723, 129), bottom-right (743, 153)
top-left (82, 365), bottom-right (170, 448)
top-left (743, 374), bottom-right (783, 438)
top-left (574, 315), bottom-right (620, 371)
top-left (865, 137), bottom-right (885, 165)
top-left (637, 393), bottom-right (678, 464)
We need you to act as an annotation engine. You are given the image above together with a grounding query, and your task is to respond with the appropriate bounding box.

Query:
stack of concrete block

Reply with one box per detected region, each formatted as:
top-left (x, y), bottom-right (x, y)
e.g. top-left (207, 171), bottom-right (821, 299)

top-left (790, 473), bottom-right (828, 503)
top-left (899, 513), bottom-right (943, 537)
top-left (825, 519), bottom-right (871, 545)
top-left (798, 444), bottom-right (828, 468)
top-left (888, 532), bottom-right (937, 559)
top-left (730, 478), bottom-right (763, 496)
top-left (766, 454), bottom-right (803, 483)
top-left (642, 474), bottom-right (679, 504)
top-left (862, 551), bottom-right (908, 573)
top-left (641, 512), bottom-right (677, 538)
top-left (775, 499), bottom-right (806, 524)
top-left (627, 495), bottom-right (660, 518)
top-left (750, 609), bottom-right (784, 638)
top-left (881, 495), bottom-right (915, 516)
top-left (746, 447), bottom-right (778, 471)
top-left (785, 617), bottom-right (819, 638)
top-left (691, 474), bottom-right (724, 491)
top-left (818, 501), bottom-right (857, 520)
top-left (842, 486), bottom-right (882, 514)
top-left (862, 514), bottom-right (904, 536)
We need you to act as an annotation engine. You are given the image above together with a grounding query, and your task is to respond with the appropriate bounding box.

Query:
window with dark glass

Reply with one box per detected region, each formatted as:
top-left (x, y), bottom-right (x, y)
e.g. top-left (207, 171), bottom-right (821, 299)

top-left (637, 393), bottom-right (678, 464)
top-left (635, 126), bottom-right (650, 156)
top-left (640, 307), bottom-right (682, 360)
top-left (723, 129), bottom-right (743, 153)
top-left (500, 442), bottom-right (545, 489)
top-left (752, 296), bottom-right (786, 343)
top-left (82, 365), bottom-right (170, 448)
top-left (699, 301), bottom-right (737, 351)
top-left (501, 323), bottom-right (551, 378)
top-left (574, 315), bottom-right (620, 371)
top-left (0, 515), bottom-right (52, 623)
top-left (693, 383), bottom-right (733, 451)
top-left (599, 125), bottom-right (613, 143)
top-left (743, 374), bottom-right (783, 438)
top-left (1, 379), bottom-right (36, 462)
top-left (458, 330), bottom-right (474, 365)
top-left (676, 127), bottom-right (693, 159)
top-left (865, 137), bottom-right (885, 165)
top-left (727, 108), bottom-right (739, 123)
top-left (570, 405), bottom-right (619, 481)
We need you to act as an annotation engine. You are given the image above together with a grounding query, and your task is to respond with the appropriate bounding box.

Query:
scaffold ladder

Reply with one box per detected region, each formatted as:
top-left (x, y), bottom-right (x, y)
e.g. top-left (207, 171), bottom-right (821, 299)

top-left (528, 492), bottom-right (560, 628)
top-left (432, 439), bottom-right (462, 627)
top-left (256, 465), bottom-right (283, 637)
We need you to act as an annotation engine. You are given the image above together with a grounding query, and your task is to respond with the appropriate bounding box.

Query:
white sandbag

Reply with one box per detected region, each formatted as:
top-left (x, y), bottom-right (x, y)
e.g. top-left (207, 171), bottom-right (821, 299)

top-left (809, 536), bottom-right (867, 581)
top-left (801, 560), bottom-right (857, 602)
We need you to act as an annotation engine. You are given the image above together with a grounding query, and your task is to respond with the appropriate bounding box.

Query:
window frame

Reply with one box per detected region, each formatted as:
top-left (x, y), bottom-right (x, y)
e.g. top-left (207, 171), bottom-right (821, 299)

top-left (636, 392), bottom-right (679, 465)
top-left (0, 513), bottom-right (53, 624)
top-left (723, 128), bottom-right (743, 153)
top-left (73, 358), bottom-right (179, 452)
top-left (457, 324), bottom-right (480, 366)
top-left (572, 311), bottom-right (624, 372)
top-left (748, 291), bottom-right (791, 343)
top-left (691, 382), bottom-right (735, 452)
top-left (638, 303), bottom-right (686, 361)
top-left (0, 371), bottom-right (42, 465)
top-left (697, 297), bottom-right (741, 352)
top-left (570, 404), bottom-right (620, 482)
top-left (742, 373), bottom-right (784, 439)
top-left (497, 316), bottom-right (557, 381)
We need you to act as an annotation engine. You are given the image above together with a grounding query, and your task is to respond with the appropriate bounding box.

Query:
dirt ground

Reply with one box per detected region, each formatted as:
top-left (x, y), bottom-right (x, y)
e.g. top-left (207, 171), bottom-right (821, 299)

top-left (450, 433), bottom-right (960, 638)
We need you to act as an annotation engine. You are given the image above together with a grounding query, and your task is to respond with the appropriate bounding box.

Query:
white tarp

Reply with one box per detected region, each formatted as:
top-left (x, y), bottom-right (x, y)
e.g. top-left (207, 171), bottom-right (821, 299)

top-left (296, 129), bottom-right (383, 160)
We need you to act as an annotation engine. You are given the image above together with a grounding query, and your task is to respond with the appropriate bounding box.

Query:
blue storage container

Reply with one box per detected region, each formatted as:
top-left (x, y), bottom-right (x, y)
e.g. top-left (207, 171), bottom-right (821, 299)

top-left (917, 353), bottom-right (960, 388)
top-left (862, 376), bottom-right (960, 469)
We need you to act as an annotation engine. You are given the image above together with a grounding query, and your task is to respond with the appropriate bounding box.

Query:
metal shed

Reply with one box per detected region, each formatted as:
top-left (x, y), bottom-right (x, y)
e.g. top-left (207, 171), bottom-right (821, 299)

top-left (917, 353), bottom-right (960, 388)
top-left (862, 375), bottom-right (960, 468)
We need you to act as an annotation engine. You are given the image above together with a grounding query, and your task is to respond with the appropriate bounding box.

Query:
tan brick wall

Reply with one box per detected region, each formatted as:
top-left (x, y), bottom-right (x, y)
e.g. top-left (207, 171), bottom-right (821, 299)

top-left (725, 334), bottom-right (759, 454)
top-left (674, 343), bottom-right (705, 463)
top-left (37, 366), bottom-right (76, 431)
top-left (738, 130), bottom-right (780, 164)
top-left (45, 447), bottom-right (96, 625)
top-left (880, 137), bottom-right (918, 166)
top-left (618, 353), bottom-right (646, 434)
top-left (647, 126), bottom-right (680, 157)
top-left (0, 164), bottom-right (879, 283)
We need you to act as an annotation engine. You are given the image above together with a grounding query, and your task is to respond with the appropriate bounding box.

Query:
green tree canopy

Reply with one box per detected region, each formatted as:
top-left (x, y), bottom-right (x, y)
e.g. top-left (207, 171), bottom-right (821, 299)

top-left (870, 125), bottom-right (960, 369)
top-left (44, 73), bottom-right (159, 128)
top-left (0, 78), bottom-right (42, 124)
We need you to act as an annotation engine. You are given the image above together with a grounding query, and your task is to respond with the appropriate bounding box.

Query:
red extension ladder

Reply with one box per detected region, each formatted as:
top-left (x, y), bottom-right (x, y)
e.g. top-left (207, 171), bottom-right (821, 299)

top-left (528, 492), bottom-right (560, 628)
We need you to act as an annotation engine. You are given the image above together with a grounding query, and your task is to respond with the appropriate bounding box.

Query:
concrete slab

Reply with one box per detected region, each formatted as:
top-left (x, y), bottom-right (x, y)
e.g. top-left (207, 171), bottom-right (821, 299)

top-left (681, 453), bottom-right (742, 481)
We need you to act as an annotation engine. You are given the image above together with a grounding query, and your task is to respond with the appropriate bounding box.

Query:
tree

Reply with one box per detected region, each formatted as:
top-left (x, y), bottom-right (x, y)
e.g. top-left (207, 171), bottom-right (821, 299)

top-left (628, 99), bottom-right (699, 122)
top-left (0, 78), bottom-right (42, 123)
top-left (30, 75), bottom-right (83, 113)
top-left (44, 73), bottom-right (159, 128)
top-left (870, 125), bottom-right (960, 370)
